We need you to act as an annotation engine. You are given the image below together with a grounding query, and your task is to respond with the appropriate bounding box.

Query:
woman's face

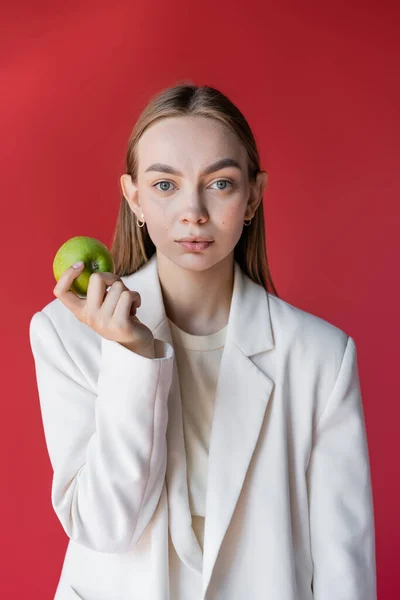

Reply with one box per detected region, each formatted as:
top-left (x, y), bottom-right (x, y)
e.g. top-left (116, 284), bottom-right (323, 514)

top-left (121, 115), bottom-right (267, 272)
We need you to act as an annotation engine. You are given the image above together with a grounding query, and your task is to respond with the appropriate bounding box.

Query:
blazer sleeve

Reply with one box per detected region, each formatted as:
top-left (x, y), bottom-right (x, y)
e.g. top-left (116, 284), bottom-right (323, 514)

top-left (306, 335), bottom-right (377, 600)
top-left (29, 310), bottom-right (174, 554)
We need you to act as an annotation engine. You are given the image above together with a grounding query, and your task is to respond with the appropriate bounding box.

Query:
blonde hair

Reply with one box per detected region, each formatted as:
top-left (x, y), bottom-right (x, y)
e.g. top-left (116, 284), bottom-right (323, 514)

top-left (110, 81), bottom-right (279, 297)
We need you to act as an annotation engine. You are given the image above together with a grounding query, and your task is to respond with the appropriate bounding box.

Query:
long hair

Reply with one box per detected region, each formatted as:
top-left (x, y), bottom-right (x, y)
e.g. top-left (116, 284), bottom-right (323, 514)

top-left (110, 81), bottom-right (279, 297)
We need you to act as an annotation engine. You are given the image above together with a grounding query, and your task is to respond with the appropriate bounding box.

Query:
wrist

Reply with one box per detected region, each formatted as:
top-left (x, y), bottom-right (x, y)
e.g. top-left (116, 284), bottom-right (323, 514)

top-left (119, 339), bottom-right (155, 359)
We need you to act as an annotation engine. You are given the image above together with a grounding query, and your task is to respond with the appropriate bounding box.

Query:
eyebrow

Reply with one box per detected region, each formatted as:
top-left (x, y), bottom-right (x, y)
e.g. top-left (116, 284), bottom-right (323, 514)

top-left (144, 157), bottom-right (242, 177)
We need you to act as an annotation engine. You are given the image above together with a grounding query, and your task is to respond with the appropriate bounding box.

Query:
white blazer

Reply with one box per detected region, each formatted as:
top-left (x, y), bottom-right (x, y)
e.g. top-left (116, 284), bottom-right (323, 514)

top-left (29, 253), bottom-right (377, 600)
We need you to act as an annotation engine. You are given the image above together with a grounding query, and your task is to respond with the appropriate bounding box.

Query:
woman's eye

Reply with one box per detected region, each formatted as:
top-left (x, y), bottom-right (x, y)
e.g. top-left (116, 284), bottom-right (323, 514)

top-left (153, 181), bottom-right (175, 192)
top-left (210, 179), bottom-right (232, 190)
top-left (153, 179), bottom-right (233, 193)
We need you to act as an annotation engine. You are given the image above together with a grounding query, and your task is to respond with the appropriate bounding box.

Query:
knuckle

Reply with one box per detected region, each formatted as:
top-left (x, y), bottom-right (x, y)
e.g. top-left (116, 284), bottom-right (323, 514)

top-left (112, 280), bottom-right (125, 292)
top-left (85, 312), bottom-right (96, 327)
top-left (96, 316), bottom-right (107, 330)
top-left (89, 272), bottom-right (101, 283)
top-left (53, 282), bottom-right (64, 296)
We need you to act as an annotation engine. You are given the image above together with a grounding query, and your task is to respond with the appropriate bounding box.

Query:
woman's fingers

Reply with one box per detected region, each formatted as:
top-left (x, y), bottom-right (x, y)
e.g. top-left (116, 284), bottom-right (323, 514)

top-left (53, 266), bottom-right (121, 322)
top-left (53, 264), bottom-right (87, 318)
top-left (112, 289), bottom-right (138, 325)
top-left (85, 272), bottom-right (122, 313)
top-left (100, 281), bottom-right (141, 318)
top-left (52, 265), bottom-right (153, 351)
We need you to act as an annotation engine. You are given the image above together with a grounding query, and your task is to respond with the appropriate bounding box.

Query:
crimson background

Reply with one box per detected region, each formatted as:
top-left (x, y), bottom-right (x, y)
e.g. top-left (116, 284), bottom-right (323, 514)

top-left (1, 1), bottom-right (398, 598)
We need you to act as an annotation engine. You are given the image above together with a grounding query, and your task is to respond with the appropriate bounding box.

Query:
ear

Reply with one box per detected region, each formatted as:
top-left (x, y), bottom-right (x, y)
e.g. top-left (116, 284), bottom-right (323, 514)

top-left (120, 174), bottom-right (143, 218)
top-left (245, 171), bottom-right (269, 219)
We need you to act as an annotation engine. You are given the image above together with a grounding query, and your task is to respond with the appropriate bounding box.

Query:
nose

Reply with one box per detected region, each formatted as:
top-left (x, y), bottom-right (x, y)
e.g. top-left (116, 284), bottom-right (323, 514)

top-left (179, 192), bottom-right (209, 223)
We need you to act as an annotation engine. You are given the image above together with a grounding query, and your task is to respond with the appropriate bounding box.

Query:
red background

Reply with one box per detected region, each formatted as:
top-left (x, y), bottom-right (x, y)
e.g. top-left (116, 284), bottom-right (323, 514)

top-left (1, 1), bottom-right (398, 597)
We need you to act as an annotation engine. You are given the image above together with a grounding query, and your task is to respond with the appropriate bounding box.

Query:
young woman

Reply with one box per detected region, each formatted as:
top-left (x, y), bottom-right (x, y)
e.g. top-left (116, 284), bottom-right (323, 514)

top-left (29, 83), bottom-right (377, 600)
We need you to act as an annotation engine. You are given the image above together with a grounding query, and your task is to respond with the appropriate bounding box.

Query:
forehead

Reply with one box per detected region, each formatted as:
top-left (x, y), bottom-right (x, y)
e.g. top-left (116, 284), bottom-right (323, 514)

top-left (137, 116), bottom-right (247, 171)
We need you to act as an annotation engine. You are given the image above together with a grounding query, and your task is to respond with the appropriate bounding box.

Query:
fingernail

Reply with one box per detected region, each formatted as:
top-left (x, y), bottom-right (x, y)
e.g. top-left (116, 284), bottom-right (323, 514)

top-left (72, 261), bottom-right (84, 269)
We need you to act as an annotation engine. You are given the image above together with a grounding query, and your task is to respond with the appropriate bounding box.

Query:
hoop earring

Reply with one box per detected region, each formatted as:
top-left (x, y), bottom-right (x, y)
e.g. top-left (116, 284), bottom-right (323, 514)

top-left (137, 214), bottom-right (251, 227)
top-left (137, 213), bottom-right (145, 228)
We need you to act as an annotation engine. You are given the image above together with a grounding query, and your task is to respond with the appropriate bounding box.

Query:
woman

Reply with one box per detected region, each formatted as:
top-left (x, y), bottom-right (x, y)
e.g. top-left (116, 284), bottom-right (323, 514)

top-left (29, 83), bottom-right (377, 600)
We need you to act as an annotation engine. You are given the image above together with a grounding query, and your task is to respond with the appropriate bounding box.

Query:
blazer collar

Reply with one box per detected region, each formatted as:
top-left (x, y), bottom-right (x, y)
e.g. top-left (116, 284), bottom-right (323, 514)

top-left (123, 252), bottom-right (274, 357)
top-left (123, 253), bottom-right (275, 599)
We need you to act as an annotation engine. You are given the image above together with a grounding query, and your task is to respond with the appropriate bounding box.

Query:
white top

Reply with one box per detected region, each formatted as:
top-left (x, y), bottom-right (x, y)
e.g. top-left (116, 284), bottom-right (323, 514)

top-left (167, 317), bottom-right (228, 555)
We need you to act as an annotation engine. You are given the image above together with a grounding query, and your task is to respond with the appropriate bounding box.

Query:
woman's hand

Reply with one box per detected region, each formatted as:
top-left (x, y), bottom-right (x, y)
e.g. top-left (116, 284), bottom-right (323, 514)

top-left (53, 263), bottom-right (155, 357)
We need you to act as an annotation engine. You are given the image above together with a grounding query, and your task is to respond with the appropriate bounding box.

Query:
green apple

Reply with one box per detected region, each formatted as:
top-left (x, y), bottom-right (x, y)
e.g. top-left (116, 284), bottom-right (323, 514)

top-left (53, 236), bottom-right (115, 298)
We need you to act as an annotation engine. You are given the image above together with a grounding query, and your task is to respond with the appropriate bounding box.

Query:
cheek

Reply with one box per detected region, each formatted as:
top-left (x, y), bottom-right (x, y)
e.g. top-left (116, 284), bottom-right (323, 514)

top-left (219, 205), bottom-right (244, 232)
top-left (143, 205), bottom-right (172, 242)
top-left (143, 199), bottom-right (168, 225)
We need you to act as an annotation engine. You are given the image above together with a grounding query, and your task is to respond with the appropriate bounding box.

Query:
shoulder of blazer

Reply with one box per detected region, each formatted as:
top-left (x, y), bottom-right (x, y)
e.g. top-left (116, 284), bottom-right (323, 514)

top-left (266, 291), bottom-right (351, 387)
top-left (30, 297), bottom-right (101, 391)
top-left (266, 293), bottom-right (356, 432)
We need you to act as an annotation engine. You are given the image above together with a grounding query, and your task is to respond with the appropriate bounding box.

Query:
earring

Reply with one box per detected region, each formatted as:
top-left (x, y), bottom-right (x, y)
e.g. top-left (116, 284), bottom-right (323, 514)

top-left (137, 214), bottom-right (251, 227)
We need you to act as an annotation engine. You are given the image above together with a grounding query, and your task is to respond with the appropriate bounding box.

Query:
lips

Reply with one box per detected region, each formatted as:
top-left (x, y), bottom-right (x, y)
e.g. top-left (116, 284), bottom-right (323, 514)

top-left (177, 240), bottom-right (214, 251)
top-left (177, 238), bottom-right (213, 242)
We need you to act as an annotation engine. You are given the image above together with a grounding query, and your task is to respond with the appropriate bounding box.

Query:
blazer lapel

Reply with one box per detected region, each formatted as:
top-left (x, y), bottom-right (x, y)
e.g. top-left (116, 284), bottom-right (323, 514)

top-left (122, 254), bottom-right (275, 594)
top-left (199, 259), bottom-right (275, 599)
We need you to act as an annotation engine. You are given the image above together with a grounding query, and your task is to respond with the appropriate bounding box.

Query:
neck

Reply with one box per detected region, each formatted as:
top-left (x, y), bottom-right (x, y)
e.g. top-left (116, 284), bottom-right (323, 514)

top-left (156, 251), bottom-right (234, 336)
